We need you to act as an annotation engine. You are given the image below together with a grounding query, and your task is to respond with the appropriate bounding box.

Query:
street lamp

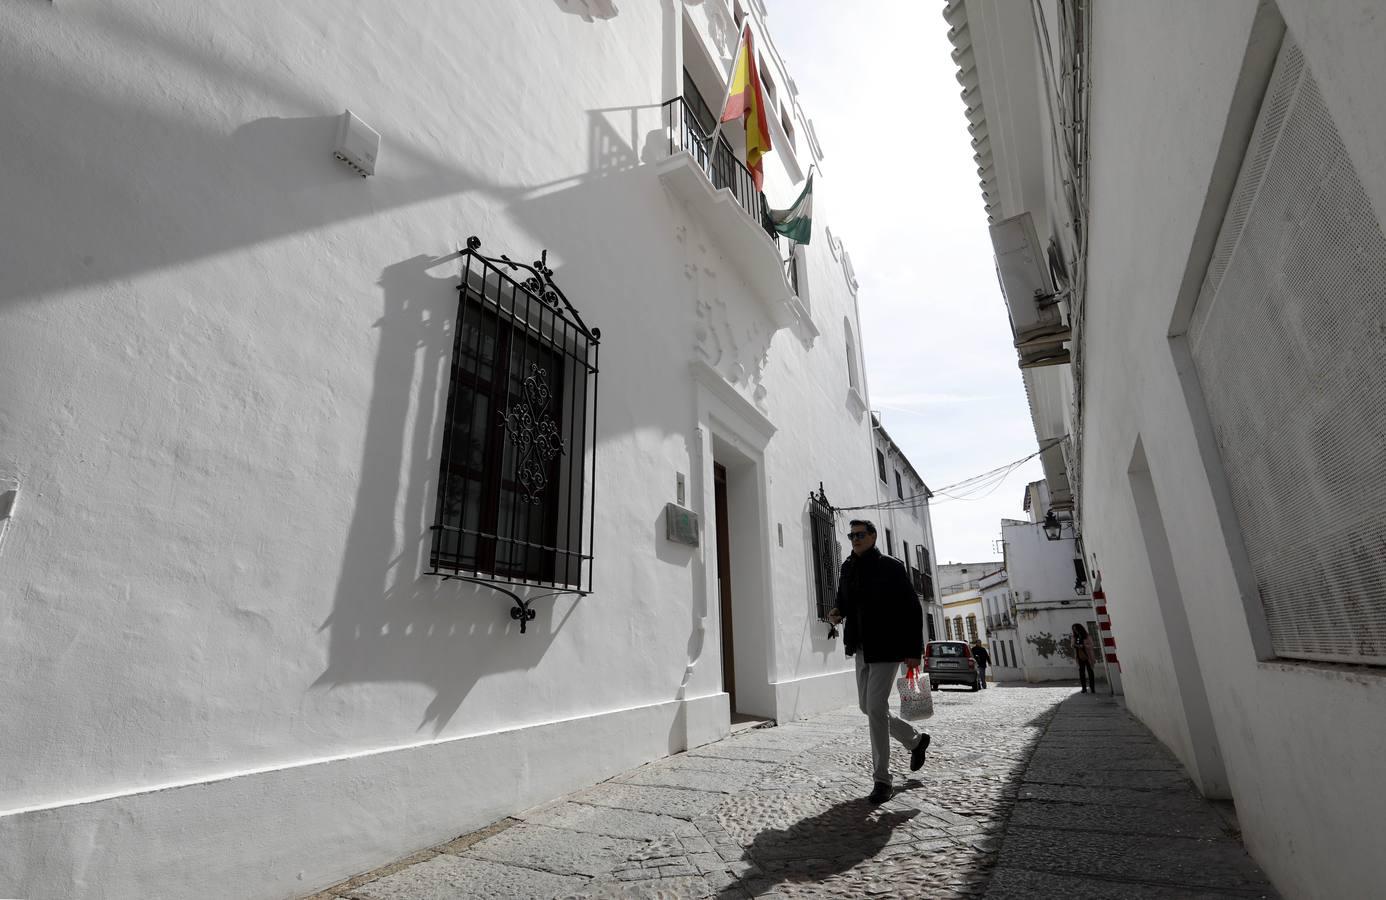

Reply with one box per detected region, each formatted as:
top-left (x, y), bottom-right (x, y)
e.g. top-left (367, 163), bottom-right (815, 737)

top-left (1042, 509), bottom-right (1063, 541)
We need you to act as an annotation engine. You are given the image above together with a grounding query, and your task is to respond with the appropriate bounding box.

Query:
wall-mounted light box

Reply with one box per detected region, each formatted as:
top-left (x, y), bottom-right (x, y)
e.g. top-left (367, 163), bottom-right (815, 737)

top-left (333, 109), bottom-right (379, 177)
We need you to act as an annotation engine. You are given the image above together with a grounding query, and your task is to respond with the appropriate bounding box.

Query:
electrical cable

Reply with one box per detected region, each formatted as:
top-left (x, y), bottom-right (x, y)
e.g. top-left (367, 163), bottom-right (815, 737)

top-left (832, 438), bottom-right (1063, 515)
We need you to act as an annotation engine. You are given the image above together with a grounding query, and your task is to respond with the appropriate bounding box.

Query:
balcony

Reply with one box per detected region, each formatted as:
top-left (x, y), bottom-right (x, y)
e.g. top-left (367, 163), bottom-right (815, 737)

top-left (657, 96), bottom-right (802, 329)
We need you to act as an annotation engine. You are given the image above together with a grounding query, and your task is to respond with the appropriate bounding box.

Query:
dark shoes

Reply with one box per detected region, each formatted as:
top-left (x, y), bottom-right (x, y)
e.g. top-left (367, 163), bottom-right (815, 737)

top-left (910, 733), bottom-right (931, 771)
top-left (867, 782), bottom-right (893, 804)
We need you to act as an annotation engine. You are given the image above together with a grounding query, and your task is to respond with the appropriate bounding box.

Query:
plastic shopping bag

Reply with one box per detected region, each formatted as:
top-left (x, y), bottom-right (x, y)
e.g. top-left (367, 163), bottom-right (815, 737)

top-left (897, 666), bottom-right (934, 721)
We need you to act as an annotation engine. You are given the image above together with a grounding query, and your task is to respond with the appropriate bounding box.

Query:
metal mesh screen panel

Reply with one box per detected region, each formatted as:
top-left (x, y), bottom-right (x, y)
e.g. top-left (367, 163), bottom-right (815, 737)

top-left (1189, 37), bottom-right (1386, 665)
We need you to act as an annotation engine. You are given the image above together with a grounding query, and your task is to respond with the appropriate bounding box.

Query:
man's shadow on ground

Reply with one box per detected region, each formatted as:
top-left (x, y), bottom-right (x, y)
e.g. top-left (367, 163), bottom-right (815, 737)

top-left (716, 788), bottom-right (922, 897)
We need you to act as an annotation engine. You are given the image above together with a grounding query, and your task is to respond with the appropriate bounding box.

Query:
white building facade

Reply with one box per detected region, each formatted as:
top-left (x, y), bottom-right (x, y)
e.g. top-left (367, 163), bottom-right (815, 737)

top-left (947, 0), bottom-right (1386, 895)
top-left (935, 560), bottom-right (1000, 648)
top-left (869, 415), bottom-right (944, 642)
top-left (0, 2), bottom-right (895, 897)
top-left (999, 505), bottom-right (1097, 684)
top-left (977, 568), bottom-right (1021, 678)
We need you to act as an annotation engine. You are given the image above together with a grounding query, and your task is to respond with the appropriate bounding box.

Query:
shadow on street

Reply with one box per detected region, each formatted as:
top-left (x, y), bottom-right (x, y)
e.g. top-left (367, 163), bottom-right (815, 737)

top-left (716, 797), bottom-right (919, 898)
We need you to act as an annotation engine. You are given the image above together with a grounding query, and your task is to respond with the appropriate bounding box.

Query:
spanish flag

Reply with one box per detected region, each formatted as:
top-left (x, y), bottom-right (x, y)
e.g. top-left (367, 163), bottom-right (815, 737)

top-left (720, 24), bottom-right (773, 191)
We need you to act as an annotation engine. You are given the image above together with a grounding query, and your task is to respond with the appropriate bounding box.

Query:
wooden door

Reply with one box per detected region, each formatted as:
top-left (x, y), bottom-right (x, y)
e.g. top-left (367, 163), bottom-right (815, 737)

top-left (713, 462), bottom-right (735, 712)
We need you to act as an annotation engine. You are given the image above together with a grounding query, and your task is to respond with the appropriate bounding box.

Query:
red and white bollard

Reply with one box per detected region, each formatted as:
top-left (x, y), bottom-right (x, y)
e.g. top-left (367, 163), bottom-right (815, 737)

top-left (1092, 572), bottom-right (1123, 696)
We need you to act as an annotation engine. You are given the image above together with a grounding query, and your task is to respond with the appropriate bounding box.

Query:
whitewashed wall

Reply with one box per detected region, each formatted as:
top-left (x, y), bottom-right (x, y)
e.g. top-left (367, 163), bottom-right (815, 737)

top-left (1001, 519), bottom-right (1083, 607)
top-left (957, 0), bottom-right (1386, 892)
top-left (1074, 2), bottom-right (1386, 896)
top-left (0, 1), bottom-right (879, 897)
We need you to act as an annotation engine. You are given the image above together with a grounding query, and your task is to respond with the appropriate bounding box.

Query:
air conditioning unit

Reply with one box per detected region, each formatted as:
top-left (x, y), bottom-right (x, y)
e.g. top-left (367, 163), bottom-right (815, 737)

top-left (990, 211), bottom-right (1071, 367)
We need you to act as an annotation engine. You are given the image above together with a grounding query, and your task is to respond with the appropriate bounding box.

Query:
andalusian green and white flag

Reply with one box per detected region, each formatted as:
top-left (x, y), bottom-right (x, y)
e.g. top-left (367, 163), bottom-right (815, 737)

top-left (770, 172), bottom-right (813, 244)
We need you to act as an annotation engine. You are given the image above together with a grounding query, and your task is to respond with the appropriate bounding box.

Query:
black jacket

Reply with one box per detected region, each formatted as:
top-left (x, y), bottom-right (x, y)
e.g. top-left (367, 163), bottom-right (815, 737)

top-left (835, 547), bottom-right (924, 663)
top-left (973, 645), bottom-right (991, 667)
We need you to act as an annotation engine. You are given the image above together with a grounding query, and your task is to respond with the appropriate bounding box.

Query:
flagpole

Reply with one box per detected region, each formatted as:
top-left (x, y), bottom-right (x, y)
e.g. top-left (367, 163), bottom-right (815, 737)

top-left (702, 23), bottom-right (749, 156)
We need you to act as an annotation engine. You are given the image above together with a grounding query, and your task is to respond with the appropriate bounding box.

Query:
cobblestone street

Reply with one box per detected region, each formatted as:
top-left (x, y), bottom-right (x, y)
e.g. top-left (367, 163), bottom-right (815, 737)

top-left (306, 685), bottom-right (1274, 899)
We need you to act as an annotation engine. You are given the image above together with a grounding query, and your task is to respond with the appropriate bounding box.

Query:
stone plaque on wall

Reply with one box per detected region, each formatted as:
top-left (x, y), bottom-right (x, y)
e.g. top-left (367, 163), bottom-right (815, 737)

top-left (664, 503), bottom-right (700, 546)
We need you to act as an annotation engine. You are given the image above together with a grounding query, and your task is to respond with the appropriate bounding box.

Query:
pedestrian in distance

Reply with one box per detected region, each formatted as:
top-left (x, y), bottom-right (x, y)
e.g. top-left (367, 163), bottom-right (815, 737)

top-left (827, 519), bottom-right (931, 804)
top-left (970, 639), bottom-right (990, 689)
top-left (1073, 622), bottom-right (1097, 693)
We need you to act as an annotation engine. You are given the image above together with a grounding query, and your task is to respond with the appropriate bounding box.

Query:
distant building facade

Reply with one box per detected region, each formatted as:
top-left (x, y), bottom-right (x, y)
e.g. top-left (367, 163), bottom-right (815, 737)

top-left (870, 414), bottom-right (943, 641)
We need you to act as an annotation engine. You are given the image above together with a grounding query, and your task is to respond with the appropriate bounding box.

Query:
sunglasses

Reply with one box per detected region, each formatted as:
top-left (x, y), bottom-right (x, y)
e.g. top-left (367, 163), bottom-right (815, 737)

top-left (847, 531), bottom-right (870, 540)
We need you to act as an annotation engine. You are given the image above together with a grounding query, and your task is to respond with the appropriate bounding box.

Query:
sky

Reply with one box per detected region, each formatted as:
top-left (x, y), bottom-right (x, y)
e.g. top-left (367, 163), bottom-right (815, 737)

top-left (762, 0), bottom-right (1044, 563)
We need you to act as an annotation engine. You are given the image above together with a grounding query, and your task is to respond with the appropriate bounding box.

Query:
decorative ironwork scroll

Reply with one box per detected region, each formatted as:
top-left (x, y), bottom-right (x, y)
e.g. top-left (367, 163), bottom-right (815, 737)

top-left (500, 364), bottom-right (565, 503)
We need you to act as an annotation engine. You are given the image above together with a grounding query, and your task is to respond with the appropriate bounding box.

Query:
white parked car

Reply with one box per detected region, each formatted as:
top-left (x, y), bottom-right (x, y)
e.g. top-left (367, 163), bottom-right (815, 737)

top-left (922, 640), bottom-right (981, 691)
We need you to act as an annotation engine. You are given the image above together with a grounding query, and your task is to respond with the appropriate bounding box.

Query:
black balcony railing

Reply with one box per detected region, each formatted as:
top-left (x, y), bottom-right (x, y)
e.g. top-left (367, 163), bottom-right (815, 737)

top-left (663, 96), bottom-right (779, 247)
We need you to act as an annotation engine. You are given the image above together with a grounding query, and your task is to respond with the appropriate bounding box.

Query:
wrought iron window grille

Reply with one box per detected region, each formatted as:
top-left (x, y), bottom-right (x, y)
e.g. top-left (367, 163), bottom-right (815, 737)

top-left (808, 483), bottom-right (841, 639)
top-left (428, 236), bottom-right (601, 633)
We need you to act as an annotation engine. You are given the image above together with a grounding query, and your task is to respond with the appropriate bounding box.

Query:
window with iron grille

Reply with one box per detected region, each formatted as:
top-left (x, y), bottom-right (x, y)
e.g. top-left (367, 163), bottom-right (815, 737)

top-left (916, 544), bottom-right (934, 601)
top-left (808, 485), bottom-right (840, 623)
top-left (429, 237), bottom-right (600, 626)
top-left (876, 449), bottom-right (887, 483)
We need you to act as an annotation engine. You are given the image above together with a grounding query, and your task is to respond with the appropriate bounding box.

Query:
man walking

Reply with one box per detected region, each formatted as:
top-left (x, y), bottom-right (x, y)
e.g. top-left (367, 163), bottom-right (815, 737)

top-left (971, 639), bottom-right (991, 689)
top-left (828, 519), bottom-right (930, 804)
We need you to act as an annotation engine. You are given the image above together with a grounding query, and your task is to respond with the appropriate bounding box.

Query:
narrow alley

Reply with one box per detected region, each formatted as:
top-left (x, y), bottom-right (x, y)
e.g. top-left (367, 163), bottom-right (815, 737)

top-left (306, 686), bottom-right (1274, 899)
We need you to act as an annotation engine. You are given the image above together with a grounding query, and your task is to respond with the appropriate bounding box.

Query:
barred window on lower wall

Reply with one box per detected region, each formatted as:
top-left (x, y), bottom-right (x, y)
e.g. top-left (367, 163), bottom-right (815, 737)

top-left (429, 238), bottom-right (599, 595)
top-left (808, 487), bottom-right (840, 622)
top-left (1187, 34), bottom-right (1386, 666)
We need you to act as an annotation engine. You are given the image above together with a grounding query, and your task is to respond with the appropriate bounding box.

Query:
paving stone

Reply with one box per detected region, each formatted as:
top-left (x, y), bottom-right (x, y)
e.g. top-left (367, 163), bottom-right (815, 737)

top-left (686, 851), bottom-right (725, 874)
top-left (677, 835), bottom-right (714, 854)
top-left (575, 874), bottom-right (715, 899)
top-left (1018, 781), bottom-right (1212, 809)
top-left (997, 826), bottom-right (1275, 893)
top-left (517, 800), bottom-right (700, 840)
top-left (682, 742), bottom-right (804, 765)
top-left (461, 822), bottom-right (646, 878)
top-left (1007, 797), bottom-right (1229, 839)
top-left (1022, 765), bottom-right (1194, 790)
top-left (985, 866), bottom-right (1277, 899)
top-left (1026, 747), bottom-right (1182, 771)
top-left (346, 854), bottom-right (591, 900)
top-left (647, 754), bottom-right (787, 780)
top-left (616, 765), bottom-right (759, 793)
top-left (569, 783), bottom-right (726, 820)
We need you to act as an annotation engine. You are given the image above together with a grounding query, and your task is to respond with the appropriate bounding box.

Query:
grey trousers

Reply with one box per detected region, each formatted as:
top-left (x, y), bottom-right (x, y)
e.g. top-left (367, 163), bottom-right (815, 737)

top-left (855, 654), bottom-right (921, 785)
